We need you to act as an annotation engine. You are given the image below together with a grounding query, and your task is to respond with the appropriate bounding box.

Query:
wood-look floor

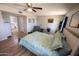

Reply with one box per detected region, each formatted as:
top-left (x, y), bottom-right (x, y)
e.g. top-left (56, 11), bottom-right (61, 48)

top-left (0, 33), bottom-right (36, 56)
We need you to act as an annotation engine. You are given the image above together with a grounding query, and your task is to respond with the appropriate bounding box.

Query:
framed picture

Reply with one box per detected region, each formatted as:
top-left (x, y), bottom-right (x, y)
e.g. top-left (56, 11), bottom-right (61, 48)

top-left (69, 11), bottom-right (79, 28)
top-left (48, 18), bottom-right (53, 23)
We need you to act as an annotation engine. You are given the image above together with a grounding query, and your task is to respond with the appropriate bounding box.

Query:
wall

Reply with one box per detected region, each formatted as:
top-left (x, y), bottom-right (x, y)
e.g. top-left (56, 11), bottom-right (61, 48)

top-left (37, 15), bottom-right (64, 33)
top-left (66, 5), bottom-right (79, 35)
top-left (64, 5), bottom-right (79, 55)
top-left (27, 14), bottom-right (37, 32)
top-left (0, 11), bottom-right (12, 41)
top-left (0, 11), bottom-right (5, 41)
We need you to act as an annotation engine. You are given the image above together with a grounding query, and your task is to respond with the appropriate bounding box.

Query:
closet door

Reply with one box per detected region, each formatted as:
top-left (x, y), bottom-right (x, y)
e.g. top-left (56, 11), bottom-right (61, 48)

top-left (17, 16), bottom-right (27, 33)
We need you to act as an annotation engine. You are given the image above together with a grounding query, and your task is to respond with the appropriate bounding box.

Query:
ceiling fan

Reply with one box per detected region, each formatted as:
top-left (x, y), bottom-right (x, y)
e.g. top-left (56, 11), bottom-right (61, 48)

top-left (16, 3), bottom-right (42, 12)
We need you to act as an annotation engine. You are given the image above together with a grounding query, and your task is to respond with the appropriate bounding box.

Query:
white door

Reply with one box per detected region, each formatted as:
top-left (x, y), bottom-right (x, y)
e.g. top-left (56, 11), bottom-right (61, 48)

top-left (10, 16), bottom-right (18, 33)
top-left (17, 16), bottom-right (27, 33)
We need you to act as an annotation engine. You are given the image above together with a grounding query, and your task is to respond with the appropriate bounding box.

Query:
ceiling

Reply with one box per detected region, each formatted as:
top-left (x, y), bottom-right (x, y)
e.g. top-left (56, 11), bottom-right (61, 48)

top-left (0, 3), bottom-right (79, 16)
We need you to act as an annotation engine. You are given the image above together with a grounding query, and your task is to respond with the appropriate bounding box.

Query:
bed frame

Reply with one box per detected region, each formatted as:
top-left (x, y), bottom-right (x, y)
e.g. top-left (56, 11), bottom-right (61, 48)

top-left (63, 28), bottom-right (79, 56)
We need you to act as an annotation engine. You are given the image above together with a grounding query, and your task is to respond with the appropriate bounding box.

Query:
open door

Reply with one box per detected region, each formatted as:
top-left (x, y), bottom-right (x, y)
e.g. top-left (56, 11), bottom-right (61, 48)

top-left (17, 15), bottom-right (27, 33)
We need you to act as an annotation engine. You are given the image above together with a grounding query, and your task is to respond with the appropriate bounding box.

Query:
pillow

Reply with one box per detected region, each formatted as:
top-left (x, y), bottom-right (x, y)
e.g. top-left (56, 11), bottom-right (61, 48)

top-left (52, 31), bottom-right (63, 50)
top-left (57, 39), bottom-right (72, 56)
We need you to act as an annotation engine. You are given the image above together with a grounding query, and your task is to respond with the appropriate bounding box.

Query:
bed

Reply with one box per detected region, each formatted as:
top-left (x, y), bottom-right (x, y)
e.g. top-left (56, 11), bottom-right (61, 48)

top-left (19, 31), bottom-right (72, 56)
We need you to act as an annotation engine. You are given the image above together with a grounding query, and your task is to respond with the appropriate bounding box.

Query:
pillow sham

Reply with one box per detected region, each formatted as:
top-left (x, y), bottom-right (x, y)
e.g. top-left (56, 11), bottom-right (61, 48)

top-left (52, 31), bottom-right (63, 50)
top-left (57, 39), bottom-right (72, 56)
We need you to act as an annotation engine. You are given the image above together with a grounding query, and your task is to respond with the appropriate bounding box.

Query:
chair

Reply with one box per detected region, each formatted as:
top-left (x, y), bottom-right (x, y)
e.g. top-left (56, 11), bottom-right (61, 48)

top-left (32, 26), bottom-right (41, 32)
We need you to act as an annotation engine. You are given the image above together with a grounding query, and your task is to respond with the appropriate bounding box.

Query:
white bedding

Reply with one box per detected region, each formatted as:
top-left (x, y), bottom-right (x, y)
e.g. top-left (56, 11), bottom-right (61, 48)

top-left (19, 31), bottom-right (59, 56)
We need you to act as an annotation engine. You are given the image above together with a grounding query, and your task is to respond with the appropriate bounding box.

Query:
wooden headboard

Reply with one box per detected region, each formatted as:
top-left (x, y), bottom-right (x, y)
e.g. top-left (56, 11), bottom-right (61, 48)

top-left (63, 28), bottom-right (79, 56)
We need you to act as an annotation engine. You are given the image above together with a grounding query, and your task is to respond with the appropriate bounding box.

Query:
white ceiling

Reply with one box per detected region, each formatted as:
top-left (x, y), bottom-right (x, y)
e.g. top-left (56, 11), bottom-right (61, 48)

top-left (0, 3), bottom-right (79, 16)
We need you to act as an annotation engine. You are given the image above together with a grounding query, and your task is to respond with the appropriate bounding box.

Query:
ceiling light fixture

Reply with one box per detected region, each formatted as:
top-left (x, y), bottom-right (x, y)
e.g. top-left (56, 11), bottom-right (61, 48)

top-left (27, 7), bottom-right (32, 11)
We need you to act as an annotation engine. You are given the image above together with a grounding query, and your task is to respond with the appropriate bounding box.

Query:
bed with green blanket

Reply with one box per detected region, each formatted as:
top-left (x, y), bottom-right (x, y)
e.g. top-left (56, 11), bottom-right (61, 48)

top-left (19, 31), bottom-right (63, 56)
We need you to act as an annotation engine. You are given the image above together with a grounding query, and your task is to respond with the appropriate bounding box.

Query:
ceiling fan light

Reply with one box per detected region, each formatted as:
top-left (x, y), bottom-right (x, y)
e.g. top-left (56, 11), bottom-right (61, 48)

top-left (27, 8), bottom-right (32, 11)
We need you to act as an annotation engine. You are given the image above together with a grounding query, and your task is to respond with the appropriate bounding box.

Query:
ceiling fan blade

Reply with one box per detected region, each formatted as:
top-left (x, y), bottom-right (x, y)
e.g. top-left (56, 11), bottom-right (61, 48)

top-left (32, 9), bottom-right (36, 12)
top-left (26, 3), bottom-right (29, 7)
top-left (27, 3), bottom-right (32, 7)
top-left (23, 9), bottom-right (27, 11)
top-left (33, 7), bottom-right (42, 10)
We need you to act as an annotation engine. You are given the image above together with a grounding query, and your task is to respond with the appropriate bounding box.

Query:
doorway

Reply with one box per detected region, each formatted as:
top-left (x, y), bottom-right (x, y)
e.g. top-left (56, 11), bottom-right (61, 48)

top-left (10, 15), bottom-right (18, 34)
top-left (17, 15), bottom-right (27, 33)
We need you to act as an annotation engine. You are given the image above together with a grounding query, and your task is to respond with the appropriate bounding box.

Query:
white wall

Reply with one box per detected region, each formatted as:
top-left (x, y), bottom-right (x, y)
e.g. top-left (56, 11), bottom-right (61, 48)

top-left (37, 15), bottom-right (64, 33)
top-left (0, 11), bottom-right (5, 41)
top-left (66, 5), bottom-right (79, 35)
top-left (27, 15), bottom-right (37, 32)
top-left (0, 11), bottom-right (12, 41)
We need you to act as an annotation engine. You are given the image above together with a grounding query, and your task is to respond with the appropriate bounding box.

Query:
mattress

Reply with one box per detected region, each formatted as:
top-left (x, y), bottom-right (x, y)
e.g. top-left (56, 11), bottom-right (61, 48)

top-left (19, 31), bottom-right (59, 56)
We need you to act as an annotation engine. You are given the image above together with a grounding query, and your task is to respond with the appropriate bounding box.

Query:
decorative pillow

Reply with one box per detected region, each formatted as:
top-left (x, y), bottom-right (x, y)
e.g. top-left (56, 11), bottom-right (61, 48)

top-left (52, 31), bottom-right (63, 50)
top-left (57, 39), bottom-right (72, 56)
